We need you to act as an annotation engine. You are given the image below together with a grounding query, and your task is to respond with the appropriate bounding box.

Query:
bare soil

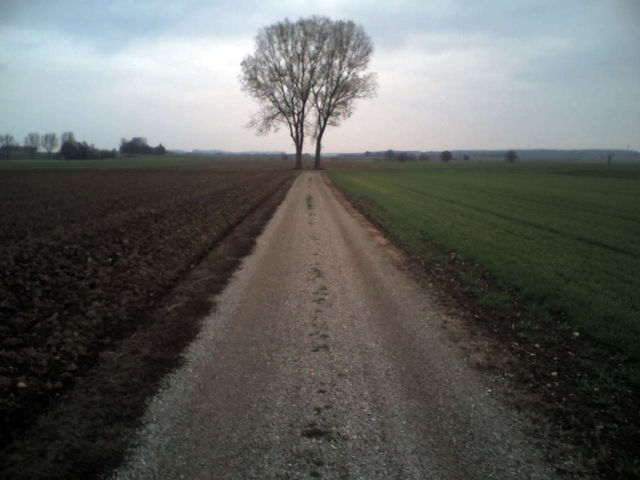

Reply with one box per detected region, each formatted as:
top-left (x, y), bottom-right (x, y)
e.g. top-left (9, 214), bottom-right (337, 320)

top-left (0, 163), bottom-right (296, 479)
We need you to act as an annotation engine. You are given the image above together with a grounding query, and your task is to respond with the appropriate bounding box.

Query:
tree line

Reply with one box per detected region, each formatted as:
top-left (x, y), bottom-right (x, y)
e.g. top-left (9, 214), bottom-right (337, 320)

top-left (375, 150), bottom-right (518, 163)
top-left (0, 133), bottom-right (165, 160)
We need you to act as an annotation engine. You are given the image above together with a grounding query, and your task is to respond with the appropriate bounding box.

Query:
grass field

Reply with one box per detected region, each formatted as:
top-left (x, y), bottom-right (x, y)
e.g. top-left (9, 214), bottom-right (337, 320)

top-left (328, 162), bottom-right (640, 362)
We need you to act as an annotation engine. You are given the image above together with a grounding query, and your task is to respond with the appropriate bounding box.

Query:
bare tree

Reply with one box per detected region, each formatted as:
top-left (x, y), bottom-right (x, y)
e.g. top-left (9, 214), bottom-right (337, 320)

top-left (42, 133), bottom-right (59, 158)
top-left (241, 18), bottom-right (329, 169)
top-left (61, 131), bottom-right (75, 145)
top-left (1, 134), bottom-right (17, 160)
top-left (311, 19), bottom-right (376, 169)
top-left (24, 132), bottom-right (40, 158)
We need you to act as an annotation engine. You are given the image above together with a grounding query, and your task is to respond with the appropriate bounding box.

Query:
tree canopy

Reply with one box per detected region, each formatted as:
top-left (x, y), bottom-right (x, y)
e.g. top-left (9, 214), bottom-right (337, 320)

top-left (24, 133), bottom-right (40, 158)
top-left (60, 133), bottom-right (117, 160)
top-left (120, 137), bottom-right (165, 155)
top-left (42, 133), bottom-right (59, 158)
top-left (1, 134), bottom-right (17, 160)
top-left (310, 19), bottom-right (376, 168)
top-left (241, 16), bottom-right (376, 169)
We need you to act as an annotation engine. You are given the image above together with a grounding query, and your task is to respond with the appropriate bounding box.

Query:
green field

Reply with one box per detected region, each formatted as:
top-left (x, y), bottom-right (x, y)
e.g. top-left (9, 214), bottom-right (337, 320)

top-left (328, 162), bottom-right (640, 360)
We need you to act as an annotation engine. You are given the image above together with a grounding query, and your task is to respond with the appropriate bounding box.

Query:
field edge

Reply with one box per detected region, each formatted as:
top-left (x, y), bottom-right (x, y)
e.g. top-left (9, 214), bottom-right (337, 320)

top-left (0, 173), bottom-right (297, 480)
top-left (325, 170), bottom-right (640, 480)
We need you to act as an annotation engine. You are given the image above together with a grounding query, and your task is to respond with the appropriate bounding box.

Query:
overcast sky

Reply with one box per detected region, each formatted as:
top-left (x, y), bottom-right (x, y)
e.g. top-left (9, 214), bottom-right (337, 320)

top-left (1, 0), bottom-right (638, 153)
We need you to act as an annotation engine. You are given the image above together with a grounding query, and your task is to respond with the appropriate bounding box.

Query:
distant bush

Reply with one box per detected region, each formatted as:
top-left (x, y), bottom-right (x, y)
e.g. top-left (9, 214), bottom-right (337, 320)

top-left (440, 150), bottom-right (452, 162)
top-left (120, 137), bottom-right (165, 155)
top-left (381, 150), bottom-right (420, 162)
top-left (505, 150), bottom-right (518, 163)
top-left (398, 152), bottom-right (416, 162)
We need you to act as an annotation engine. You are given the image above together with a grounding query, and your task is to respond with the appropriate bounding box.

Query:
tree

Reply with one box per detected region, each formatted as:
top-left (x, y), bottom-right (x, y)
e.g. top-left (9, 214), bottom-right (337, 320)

top-left (505, 150), bottom-right (518, 163)
top-left (152, 144), bottom-right (166, 155)
top-left (1, 134), bottom-right (17, 160)
top-left (61, 131), bottom-right (75, 145)
top-left (241, 18), bottom-right (327, 169)
top-left (60, 132), bottom-right (78, 159)
top-left (61, 138), bottom-right (114, 160)
top-left (310, 18), bottom-right (376, 169)
top-left (24, 133), bottom-right (40, 158)
top-left (42, 133), bottom-right (59, 158)
top-left (60, 141), bottom-right (78, 159)
top-left (440, 150), bottom-right (452, 162)
top-left (120, 137), bottom-right (165, 155)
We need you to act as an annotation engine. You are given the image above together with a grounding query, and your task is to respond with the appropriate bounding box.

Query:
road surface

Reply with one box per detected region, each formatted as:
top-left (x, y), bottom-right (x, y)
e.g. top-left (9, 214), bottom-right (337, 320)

top-left (112, 172), bottom-right (558, 479)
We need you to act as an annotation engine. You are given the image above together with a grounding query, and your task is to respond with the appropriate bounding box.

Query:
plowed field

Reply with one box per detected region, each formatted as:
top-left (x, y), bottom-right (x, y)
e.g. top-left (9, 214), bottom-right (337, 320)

top-left (0, 163), bottom-right (295, 449)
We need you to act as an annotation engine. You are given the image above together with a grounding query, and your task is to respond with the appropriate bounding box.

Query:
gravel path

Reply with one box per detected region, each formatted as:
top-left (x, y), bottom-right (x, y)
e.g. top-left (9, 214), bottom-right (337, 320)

top-left (111, 172), bottom-right (559, 479)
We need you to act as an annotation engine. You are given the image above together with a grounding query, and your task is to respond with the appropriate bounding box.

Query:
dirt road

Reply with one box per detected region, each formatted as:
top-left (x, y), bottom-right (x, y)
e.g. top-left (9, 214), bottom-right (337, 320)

top-left (112, 172), bottom-right (558, 479)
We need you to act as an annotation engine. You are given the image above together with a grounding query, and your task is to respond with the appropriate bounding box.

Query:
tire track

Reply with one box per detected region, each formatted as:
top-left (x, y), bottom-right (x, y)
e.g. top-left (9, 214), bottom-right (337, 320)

top-left (111, 172), bottom-right (563, 480)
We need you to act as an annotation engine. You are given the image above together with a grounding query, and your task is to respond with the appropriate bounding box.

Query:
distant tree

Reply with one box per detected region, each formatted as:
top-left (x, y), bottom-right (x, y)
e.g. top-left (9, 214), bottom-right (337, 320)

top-left (60, 132), bottom-right (78, 159)
top-left (151, 144), bottom-right (166, 155)
top-left (463, 154), bottom-right (470, 161)
top-left (607, 153), bottom-right (613, 165)
top-left (120, 137), bottom-right (140, 154)
top-left (58, 133), bottom-right (113, 160)
top-left (241, 18), bottom-right (325, 169)
top-left (310, 18), bottom-right (376, 169)
top-left (61, 131), bottom-right (75, 145)
top-left (397, 152), bottom-right (415, 162)
top-left (505, 150), bottom-right (518, 163)
top-left (42, 133), bottom-right (59, 158)
top-left (384, 149), bottom-right (395, 161)
top-left (440, 150), bottom-right (452, 162)
top-left (418, 153), bottom-right (430, 162)
top-left (1, 134), bottom-right (17, 160)
top-left (24, 133), bottom-right (40, 158)
top-left (120, 137), bottom-right (165, 155)
top-left (60, 140), bottom-right (78, 159)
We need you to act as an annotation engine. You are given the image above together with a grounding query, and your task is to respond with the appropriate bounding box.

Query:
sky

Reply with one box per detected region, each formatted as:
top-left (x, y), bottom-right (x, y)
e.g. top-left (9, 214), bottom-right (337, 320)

top-left (1, 0), bottom-right (639, 153)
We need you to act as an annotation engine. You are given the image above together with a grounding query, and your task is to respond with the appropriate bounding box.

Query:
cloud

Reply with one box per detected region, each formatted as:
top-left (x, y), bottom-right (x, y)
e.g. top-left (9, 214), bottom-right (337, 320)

top-left (1, 0), bottom-right (638, 151)
top-left (2, 0), bottom-right (188, 52)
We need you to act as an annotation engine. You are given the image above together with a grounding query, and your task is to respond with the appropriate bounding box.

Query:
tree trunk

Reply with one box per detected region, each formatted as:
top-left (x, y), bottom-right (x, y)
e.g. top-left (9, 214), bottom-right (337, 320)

top-left (314, 139), bottom-right (322, 170)
top-left (295, 143), bottom-right (303, 170)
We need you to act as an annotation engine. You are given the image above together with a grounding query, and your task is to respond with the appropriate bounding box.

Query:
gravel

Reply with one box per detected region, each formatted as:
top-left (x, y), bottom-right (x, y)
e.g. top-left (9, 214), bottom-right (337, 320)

top-left (110, 172), bottom-right (560, 480)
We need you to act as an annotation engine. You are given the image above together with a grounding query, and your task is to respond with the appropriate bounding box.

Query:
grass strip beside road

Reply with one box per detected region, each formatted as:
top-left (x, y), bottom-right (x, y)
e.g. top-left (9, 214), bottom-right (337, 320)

top-left (328, 163), bottom-right (640, 362)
